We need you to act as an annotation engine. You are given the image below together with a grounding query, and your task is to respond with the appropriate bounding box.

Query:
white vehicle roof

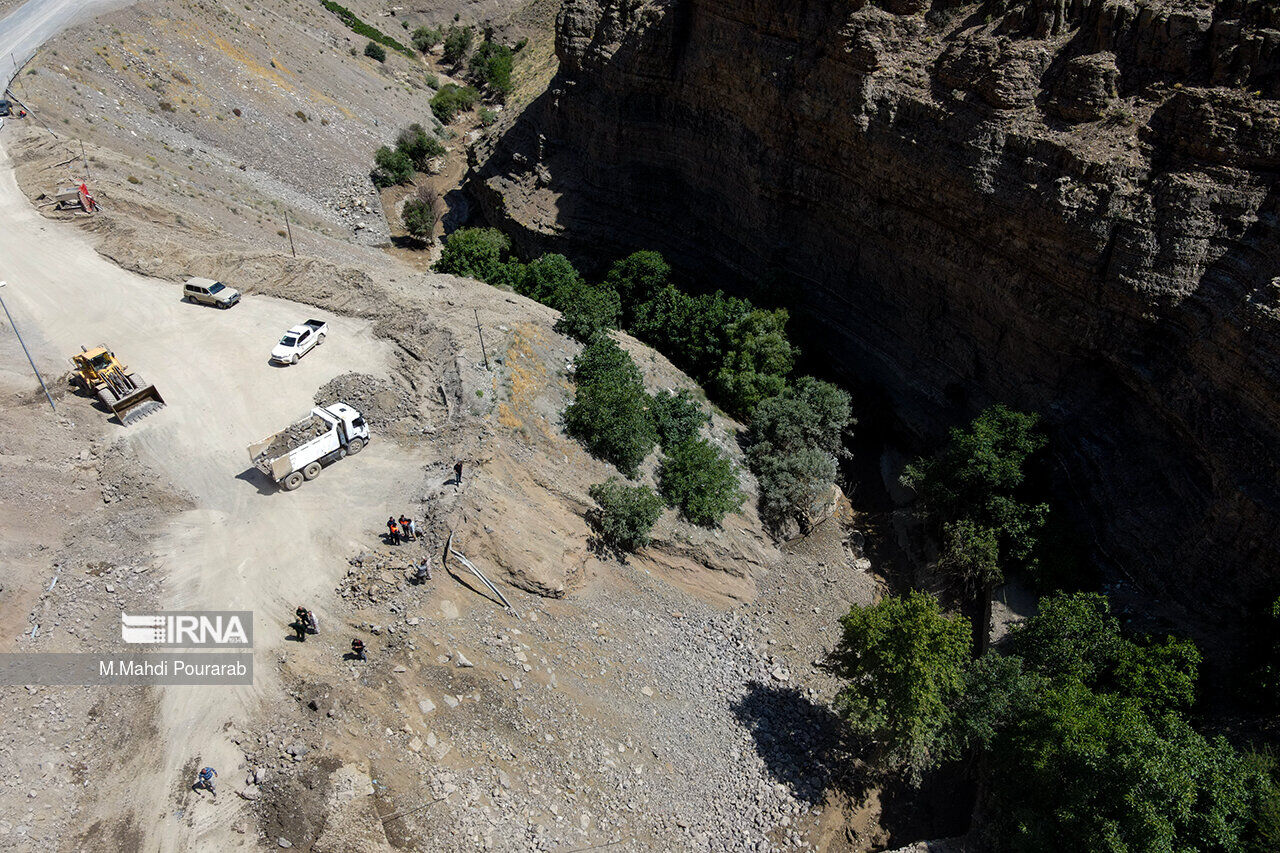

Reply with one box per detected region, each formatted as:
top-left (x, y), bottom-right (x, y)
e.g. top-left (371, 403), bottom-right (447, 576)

top-left (284, 325), bottom-right (311, 336)
top-left (186, 277), bottom-right (221, 288)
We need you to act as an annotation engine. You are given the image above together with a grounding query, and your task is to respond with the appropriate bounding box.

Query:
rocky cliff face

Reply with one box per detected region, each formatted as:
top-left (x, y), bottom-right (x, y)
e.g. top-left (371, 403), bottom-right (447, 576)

top-left (470, 0), bottom-right (1280, 624)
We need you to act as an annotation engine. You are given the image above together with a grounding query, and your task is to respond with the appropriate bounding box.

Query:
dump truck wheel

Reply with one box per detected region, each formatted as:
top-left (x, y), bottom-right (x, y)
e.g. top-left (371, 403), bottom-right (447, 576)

top-left (281, 471), bottom-right (305, 491)
top-left (302, 461), bottom-right (322, 480)
top-left (346, 438), bottom-right (365, 455)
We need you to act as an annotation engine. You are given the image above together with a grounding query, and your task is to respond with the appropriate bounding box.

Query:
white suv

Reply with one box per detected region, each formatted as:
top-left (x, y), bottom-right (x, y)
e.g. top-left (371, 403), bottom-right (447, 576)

top-left (183, 277), bottom-right (241, 308)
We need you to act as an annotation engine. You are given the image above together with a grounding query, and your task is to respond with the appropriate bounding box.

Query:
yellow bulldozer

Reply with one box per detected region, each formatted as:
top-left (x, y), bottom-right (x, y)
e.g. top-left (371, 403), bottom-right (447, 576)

top-left (69, 345), bottom-right (166, 425)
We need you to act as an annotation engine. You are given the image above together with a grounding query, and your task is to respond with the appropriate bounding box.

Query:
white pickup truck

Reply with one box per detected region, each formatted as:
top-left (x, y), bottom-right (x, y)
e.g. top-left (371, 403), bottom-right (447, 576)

top-left (248, 403), bottom-right (369, 490)
top-left (270, 319), bottom-right (327, 365)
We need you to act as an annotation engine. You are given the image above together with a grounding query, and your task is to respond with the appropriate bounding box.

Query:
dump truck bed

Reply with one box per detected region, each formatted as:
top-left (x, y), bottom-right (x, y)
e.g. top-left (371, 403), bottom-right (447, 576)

top-left (248, 409), bottom-right (340, 481)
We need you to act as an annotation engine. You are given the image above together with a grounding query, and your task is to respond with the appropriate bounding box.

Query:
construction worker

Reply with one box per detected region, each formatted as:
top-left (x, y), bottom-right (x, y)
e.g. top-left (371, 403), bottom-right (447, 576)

top-left (454, 461), bottom-right (464, 485)
top-left (196, 766), bottom-right (217, 796)
top-left (351, 638), bottom-right (367, 661)
top-left (387, 516), bottom-right (400, 545)
top-left (408, 517), bottom-right (421, 540)
top-left (399, 515), bottom-right (412, 542)
top-left (294, 606), bottom-right (311, 642)
top-left (412, 556), bottom-right (432, 585)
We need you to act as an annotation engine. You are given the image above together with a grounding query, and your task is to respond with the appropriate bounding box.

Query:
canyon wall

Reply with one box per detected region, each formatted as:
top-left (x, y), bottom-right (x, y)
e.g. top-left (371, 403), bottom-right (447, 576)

top-left (470, 0), bottom-right (1280, 624)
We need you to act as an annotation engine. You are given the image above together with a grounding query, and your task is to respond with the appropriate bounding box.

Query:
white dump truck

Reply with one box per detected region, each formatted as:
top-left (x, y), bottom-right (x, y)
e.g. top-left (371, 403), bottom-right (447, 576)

top-left (248, 403), bottom-right (369, 491)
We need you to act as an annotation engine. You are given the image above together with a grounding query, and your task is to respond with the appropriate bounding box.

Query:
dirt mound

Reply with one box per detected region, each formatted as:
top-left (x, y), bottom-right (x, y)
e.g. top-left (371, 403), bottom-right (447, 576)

top-left (315, 372), bottom-right (417, 431)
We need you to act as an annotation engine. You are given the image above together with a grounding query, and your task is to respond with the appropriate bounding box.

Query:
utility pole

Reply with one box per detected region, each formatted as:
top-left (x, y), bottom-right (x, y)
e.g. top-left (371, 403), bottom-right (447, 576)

top-left (80, 139), bottom-right (89, 179)
top-left (474, 308), bottom-right (489, 370)
top-left (0, 281), bottom-right (55, 411)
top-left (284, 213), bottom-right (296, 258)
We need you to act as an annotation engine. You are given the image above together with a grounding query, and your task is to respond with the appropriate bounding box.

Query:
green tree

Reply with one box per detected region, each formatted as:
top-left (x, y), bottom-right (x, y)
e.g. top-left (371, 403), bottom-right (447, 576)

top-left (827, 591), bottom-right (972, 776)
top-left (430, 83), bottom-right (479, 123)
top-left (487, 260), bottom-right (529, 292)
top-left (902, 405), bottom-right (1048, 590)
top-left (588, 477), bottom-right (663, 553)
top-left (709, 308), bottom-right (795, 417)
top-left (651, 388), bottom-right (707, 447)
top-left (433, 227), bottom-right (511, 280)
top-left (520, 253), bottom-right (583, 307)
top-left (554, 283), bottom-right (621, 343)
top-left (564, 338), bottom-right (656, 477)
top-left (746, 377), bottom-right (853, 530)
top-left (364, 41), bottom-right (386, 62)
top-left (468, 40), bottom-right (514, 97)
top-left (442, 26), bottom-right (474, 65)
top-left (657, 438), bottom-right (744, 527)
top-left (371, 145), bottom-right (413, 187)
top-left (411, 25), bottom-right (442, 53)
top-left (395, 123), bottom-right (444, 170)
top-left (401, 195), bottom-right (437, 240)
top-left (606, 250), bottom-right (670, 324)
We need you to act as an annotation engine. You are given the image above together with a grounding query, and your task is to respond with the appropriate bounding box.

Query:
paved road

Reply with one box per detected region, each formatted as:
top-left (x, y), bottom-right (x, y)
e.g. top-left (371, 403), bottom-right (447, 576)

top-left (0, 2), bottom-right (419, 849)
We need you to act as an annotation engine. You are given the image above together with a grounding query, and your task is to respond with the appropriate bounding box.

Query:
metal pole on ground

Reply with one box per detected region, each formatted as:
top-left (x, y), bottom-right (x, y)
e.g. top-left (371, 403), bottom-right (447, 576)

top-left (284, 213), bottom-right (296, 258)
top-left (0, 281), bottom-right (56, 411)
top-left (474, 308), bottom-right (488, 370)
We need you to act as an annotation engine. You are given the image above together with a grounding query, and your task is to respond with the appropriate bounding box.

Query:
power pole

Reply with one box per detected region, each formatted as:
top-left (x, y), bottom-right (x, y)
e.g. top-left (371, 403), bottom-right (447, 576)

top-left (284, 213), bottom-right (296, 258)
top-left (0, 281), bottom-right (55, 411)
top-left (474, 308), bottom-right (489, 370)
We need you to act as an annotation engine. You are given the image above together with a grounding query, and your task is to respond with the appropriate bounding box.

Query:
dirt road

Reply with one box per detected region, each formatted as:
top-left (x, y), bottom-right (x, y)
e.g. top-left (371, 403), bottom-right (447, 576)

top-left (1, 7), bottom-right (420, 847)
top-left (1, 0), bottom-right (136, 87)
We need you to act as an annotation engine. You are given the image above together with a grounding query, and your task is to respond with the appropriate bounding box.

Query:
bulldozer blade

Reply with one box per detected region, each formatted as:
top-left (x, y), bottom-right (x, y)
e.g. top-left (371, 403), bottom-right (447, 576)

top-left (103, 382), bottom-right (166, 426)
top-left (117, 399), bottom-right (166, 425)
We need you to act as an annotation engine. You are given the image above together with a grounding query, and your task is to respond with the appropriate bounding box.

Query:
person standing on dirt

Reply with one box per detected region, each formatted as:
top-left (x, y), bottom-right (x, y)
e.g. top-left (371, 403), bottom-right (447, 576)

top-left (412, 556), bottom-right (431, 585)
top-left (399, 515), bottom-right (412, 542)
top-left (196, 766), bottom-right (217, 796)
top-left (408, 517), bottom-right (421, 540)
top-left (351, 638), bottom-right (367, 661)
top-left (294, 606), bottom-right (312, 642)
top-left (454, 461), bottom-right (464, 486)
top-left (387, 516), bottom-right (400, 545)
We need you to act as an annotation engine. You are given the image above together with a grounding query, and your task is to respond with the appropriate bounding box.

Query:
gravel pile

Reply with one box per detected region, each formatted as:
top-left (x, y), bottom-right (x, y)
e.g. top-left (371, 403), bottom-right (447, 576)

top-left (314, 372), bottom-right (417, 431)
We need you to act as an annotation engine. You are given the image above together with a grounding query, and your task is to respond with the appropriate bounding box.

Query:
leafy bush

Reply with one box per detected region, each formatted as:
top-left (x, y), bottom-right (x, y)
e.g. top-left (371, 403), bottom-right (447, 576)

top-left (401, 186), bottom-right (441, 239)
top-left (468, 40), bottom-right (514, 97)
top-left (320, 1), bottom-right (413, 56)
top-left (364, 41), bottom-right (386, 62)
top-left (442, 26), bottom-right (474, 65)
top-left (553, 283), bottom-right (621, 343)
top-left (588, 478), bottom-right (663, 553)
top-left (746, 377), bottom-right (853, 530)
top-left (564, 338), bottom-right (656, 477)
top-left (433, 227), bottom-right (511, 280)
top-left (371, 145), bottom-right (413, 187)
top-left (487, 260), bottom-right (530, 292)
top-left (827, 591), bottom-right (972, 777)
top-left (411, 25), bottom-right (442, 53)
top-left (902, 405), bottom-right (1048, 593)
top-left (650, 388), bottom-right (706, 447)
top-left (966, 592), bottom-right (1270, 853)
top-left (395, 123), bottom-right (444, 170)
top-left (519, 253), bottom-right (583, 307)
top-left (658, 438), bottom-right (744, 527)
top-left (606, 250), bottom-right (670, 322)
top-left (709, 307), bottom-right (795, 416)
top-left (430, 83), bottom-right (479, 123)
top-left (630, 286), bottom-right (793, 419)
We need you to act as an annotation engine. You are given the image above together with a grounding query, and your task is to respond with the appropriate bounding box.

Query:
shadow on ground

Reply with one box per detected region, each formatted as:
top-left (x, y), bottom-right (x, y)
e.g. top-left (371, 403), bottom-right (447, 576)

top-left (731, 682), bottom-right (975, 844)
